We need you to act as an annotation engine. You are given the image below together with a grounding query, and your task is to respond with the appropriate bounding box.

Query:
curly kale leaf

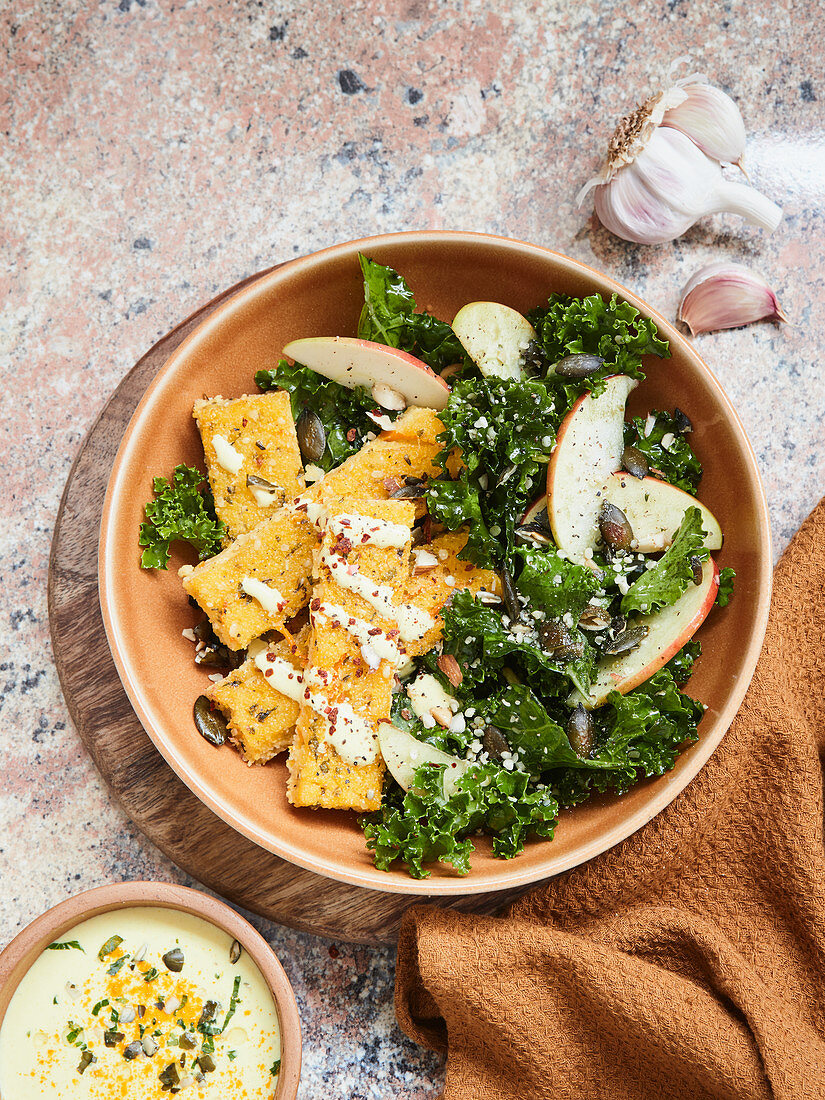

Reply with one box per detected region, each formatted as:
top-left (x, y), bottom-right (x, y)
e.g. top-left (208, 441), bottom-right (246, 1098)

top-left (515, 546), bottom-right (601, 621)
top-left (623, 410), bottom-right (702, 494)
top-left (621, 506), bottom-right (709, 615)
top-left (527, 293), bottom-right (669, 390)
top-left (666, 639), bottom-right (701, 684)
top-left (425, 375), bottom-right (560, 566)
top-left (256, 360), bottom-right (380, 471)
top-left (438, 589), bottom-right (595, 700)
top-left (357, 254), bottom-right (465, 371)
top-left (363, 761), bottom-right (558, 878)
top-left (425, 475), bottom-right (500, 568)
top-left (552, 665), bottom-right (704, 806)
top-left (139, 465), bottom-right (225, 569)
top-left (716, 567), bottom-right (736, 607)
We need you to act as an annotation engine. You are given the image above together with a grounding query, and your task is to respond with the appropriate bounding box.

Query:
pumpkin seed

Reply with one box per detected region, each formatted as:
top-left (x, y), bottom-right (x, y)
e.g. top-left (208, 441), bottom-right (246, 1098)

top-left (514, 522), bottom-right (552, 547)
top-left (673, 407), bottom-right (692, 433)
top-left (567, 704), bottom-right (594, 757)
top-left (578, 605), bottom-right (612, 632)
top-left (296, 407), bottom-right (326, 463)
top-left (598, 501), bottom-right (634, 550)
top-left (229, 939), bottom-right (242, 964)
top-left (193, 696), bottom-right (227, 747)
top-left (602, 625), bottom-right (649, 655)
top-left (622, 444), bottom-right (649, 480)
top-left (553, 353), bottom-right (604, 379)
top-left (501, 567), bottom-right (521, 623)
top-left (537, 619), bottom-right (586, 661)
top-left (123, 1040), bottom-right (143, 1061)
top-left (77, 1051), bottom-right (96, 1075)
top-left (162, 947), bottom-right (184, 973)
top-left (689, 555), bottom-right (704, 586)
top-left (483, 725), bottom-right (510, 761)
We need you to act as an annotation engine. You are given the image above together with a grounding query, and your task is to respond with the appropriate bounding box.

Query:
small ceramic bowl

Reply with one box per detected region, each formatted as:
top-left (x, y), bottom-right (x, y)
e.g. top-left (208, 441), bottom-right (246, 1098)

top-left (99, 231), bottom-right (772, 894)
top-left (0, 881), bottom-right (301, 1099)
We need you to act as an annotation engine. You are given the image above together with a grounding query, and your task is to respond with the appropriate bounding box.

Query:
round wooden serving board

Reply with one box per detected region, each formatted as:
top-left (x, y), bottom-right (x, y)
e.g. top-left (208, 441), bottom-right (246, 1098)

top-left (48, 265), bottom-right (531, 945)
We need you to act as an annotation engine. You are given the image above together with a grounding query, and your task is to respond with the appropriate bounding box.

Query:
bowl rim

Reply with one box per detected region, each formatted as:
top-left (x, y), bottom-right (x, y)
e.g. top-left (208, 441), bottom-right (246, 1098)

top-left (0, 881), bottom-right (301, 1099)
top-left (98, 229), bottom-right (772, 895)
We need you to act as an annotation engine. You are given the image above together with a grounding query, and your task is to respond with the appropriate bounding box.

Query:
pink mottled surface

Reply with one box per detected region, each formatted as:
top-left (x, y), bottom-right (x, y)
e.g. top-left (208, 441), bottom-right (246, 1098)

top-left (1, 2), bottom-right (823, 1096)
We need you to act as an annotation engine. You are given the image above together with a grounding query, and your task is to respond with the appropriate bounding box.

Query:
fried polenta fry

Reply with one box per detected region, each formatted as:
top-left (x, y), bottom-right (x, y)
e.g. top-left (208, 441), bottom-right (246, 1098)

top-left (194, 391), bottom-right (304, 542)
top-left (207, 627), bottom-right (309, 764)
top-left (287, 498), bottom-right (416, 811)
top-left (182, 407), bottom-right (445, 650)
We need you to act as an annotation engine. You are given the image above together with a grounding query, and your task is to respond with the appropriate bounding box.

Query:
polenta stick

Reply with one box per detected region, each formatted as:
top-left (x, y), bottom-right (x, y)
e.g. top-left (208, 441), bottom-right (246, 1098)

top-left (287, 498), bottom-right (429, 812)
top-left (182, 407), bottom-right (446, 650)
top-left (207, 627), bottom-right (310, 764)
top-left (403, 529), bottom-right (502, 659)
top-left (194, 391), bottom-right (304, 542)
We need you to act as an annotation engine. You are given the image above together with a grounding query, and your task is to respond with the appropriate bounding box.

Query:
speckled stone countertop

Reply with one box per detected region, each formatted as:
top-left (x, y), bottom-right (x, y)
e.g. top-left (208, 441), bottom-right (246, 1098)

top-left (2, 1), bottom-right (823, 1096)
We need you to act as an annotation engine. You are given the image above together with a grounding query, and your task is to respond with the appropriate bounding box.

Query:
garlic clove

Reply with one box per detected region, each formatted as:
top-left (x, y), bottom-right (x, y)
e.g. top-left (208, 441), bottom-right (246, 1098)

top-left (678, 261), bottom-right (788, 334)
top-left (662, 81), bottom-right (748, 168)
top-left (592, 126), bottom-right (782, 245)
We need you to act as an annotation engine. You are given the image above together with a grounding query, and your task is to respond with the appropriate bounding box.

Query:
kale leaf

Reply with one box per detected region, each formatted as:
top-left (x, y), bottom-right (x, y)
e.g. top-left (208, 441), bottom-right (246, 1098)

top-left (426, 375), bottom-right (559, 565)
top-left (716, 567), bottom-right (736, 607)
top-left (528, 293), bottom-right (669, 388)
top-left (621, 506), bottom-right (708, 615)
top-left (438, 589), bottom-right (595, 699)
top-left (623, 410), bottom-right (702, 495)
top-left (363, 760), bottom-right (558, 878)
top-left (139, 465), bottom-right (225, 569)
top-left (357, 254), bottom-right (465, 371)
top-left (256, 360), bottom-right (380, 471)
top-left (515, 546), bottom-right (601, 621)
top-left (552, 665), bottom-right (704, 806)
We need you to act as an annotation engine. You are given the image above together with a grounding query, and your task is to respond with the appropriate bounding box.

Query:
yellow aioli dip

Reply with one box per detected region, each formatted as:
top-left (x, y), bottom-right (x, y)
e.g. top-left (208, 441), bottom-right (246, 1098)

top-left (0, 907), bottom-right (281, 1099)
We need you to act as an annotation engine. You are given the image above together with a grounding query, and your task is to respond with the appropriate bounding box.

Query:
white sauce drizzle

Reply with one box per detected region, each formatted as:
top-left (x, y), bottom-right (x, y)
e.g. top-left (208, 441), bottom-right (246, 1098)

top-left (321, 555), bottom-right (434, 642)
top-left (253, 650), bottom-right (304, 701)
top-left (212, 433), bottom-right (244, 474)
top-left (305, 692), bottom-right (378, 765)
top-left (328, 513), bottom-right (410, 548)
top-left (241, 576), bottom-right (286, 615)
top-left (248, 483), bottom-right (281, 507)
top-left (312, 601), bottom-right (401, 664)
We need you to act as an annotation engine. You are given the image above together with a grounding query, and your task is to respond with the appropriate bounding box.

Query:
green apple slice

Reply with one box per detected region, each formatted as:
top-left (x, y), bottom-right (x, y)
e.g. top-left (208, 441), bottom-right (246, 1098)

top-left (452, 301), bottom-right (536, 380)
top-left (378, 722), bottom-right (469, 797)
top-left (599, 472), bottom-right (723, 553)
top-left (570, 558), bottom-right (720, 709)
top-left (546, 375), bottom-right (638, 564)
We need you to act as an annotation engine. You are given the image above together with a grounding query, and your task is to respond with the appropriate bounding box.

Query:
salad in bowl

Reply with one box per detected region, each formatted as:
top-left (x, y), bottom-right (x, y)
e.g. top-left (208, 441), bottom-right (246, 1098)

top-left (137, 253), bottom-right (734, 880)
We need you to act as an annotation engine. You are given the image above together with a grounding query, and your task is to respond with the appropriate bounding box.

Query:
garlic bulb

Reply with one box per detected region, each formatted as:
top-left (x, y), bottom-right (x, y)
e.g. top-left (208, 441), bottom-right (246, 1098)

top-left (579, 70), bottom-right (782, 245)
top-left (678, 261), bottom-right (787, 334)
top-left (662, 82), bottom-right (747, 168)
top-left (591, 126), bottom-right (782, 245)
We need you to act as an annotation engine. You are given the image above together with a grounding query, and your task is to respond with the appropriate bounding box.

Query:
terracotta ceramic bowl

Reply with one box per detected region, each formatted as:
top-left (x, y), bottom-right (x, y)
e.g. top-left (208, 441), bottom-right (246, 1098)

top-left (99, 231), bottom-right (771, 895)
top-left (0, 881), bottom-right (301, 1098)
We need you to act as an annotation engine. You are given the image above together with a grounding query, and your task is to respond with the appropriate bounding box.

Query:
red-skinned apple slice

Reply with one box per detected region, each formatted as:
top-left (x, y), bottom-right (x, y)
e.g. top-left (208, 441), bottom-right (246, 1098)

top-left (546, 375), bottom-right (638, 563)
top-left (599, 472), bottom-right (723, 553)
top-left (378, 722), bottom-right (469, 797)
top-left (569, 557), bottom-right (720, 709)
top-left (452, 301), bottom-right (536, 380)
top-left (283, 337), bottom-right (450, 410)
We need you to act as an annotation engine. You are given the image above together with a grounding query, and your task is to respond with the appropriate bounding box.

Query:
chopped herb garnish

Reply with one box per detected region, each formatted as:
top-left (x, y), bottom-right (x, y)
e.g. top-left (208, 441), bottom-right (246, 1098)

top-left (47, 940), bottom-right (85, 952)
top-left (270, 1059), bottom-right (282, 1076)
top-left (142, 967), bottom-right (160, 983)
top-left (98, 935), bottom-right (123, 960)
top-left (107, 955), bottom-right (129, 976)
top-left (228, 1049), bottom-right (237, 1061)
top-left (220, 975), bottom-right (242, 1033)
top-left (91, 999), bottom-right (109, 1016)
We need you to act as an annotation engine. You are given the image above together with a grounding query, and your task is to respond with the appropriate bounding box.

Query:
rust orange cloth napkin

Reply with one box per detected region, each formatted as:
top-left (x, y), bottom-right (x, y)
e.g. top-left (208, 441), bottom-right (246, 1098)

top-left (396, 500), bottom-right (825, 1099)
